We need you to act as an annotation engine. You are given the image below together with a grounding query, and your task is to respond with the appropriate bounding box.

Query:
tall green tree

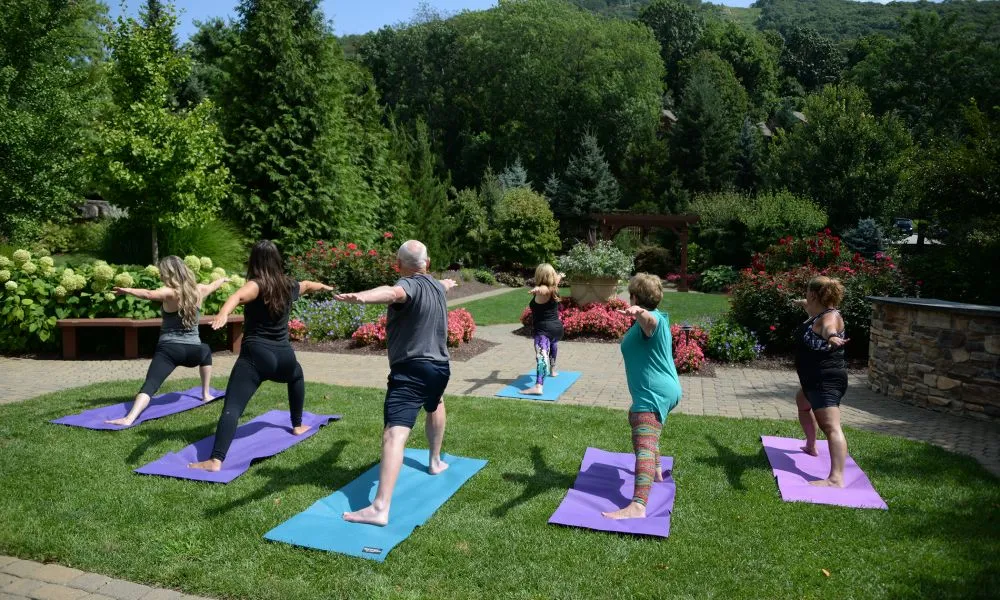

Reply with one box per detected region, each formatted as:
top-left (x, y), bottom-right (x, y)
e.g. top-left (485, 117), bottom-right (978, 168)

top-left (0, 0), bottom-right (107, 242)
top-left (95, 3), bottom-right (230, 262)
top-left (548, 133), bottom-right (620, 225)
top-left (779, 26), bottom-right (844, 92)
top-left (221, 0), bottom-right (375, 253)
top-left (402, 119), bottom-right (454, 266)
top-left (763, 84), bottom-right (912, 230)
top-left (638, 0), bottom-right (704, 95)
top-left (671, 51), bottom-right (748, 193)
top-left (696, 20), bottom-right (779, 115)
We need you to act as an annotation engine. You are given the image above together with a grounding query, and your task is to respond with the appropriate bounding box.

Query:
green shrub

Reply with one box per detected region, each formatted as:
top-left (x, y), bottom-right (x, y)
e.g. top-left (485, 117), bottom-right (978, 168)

top-left (697, 265), bottom-right (739, 293)
top-left (100, 218), bottom-right (247, 271)
top-left (705, 320), bottom-right (762, 363)
top-left (288, 237), bottom-right (399, 293)
top-left (495, 271), bottom-right (526, 287)
top-left (491, 188), bottom-right (561, 268)
top-left (473, 269), bottom-right (497, 285)
top-left (40, 221), bottom-right (109, 254)
top-left (558, 241), bottom-right (634, 280)
top-left (459, 268), bottom-right (477, 283)
top-left (0, 248), bottom-right (244, 352)
top-left (633, 245), bottom-right (673, 276)
top-left (842, 217), bottom-right (887, 259)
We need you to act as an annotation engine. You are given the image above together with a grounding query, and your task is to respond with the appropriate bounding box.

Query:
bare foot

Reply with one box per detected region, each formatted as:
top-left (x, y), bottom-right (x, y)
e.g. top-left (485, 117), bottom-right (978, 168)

top-left (809, 478), bottom-right (844, 488)
top-left (201, 392), bottom-right (217, 402)
top-left (188, 459), bottom-right (222, 472)
top-left (104, 417), bottom-right (135, 427)
top-left (343, 504), bottom-right (389, 526)
top-left (429, 457), bottom-right (450, 475)
top-left (291, 424), bottom-right (312, 435)
top-left (550, 371), bottom-right (559, 377)
top-left (522, 385), bottom-right (544, 395)
top-left (654, 469), bottom-right (664, 483)
top-left (602, 501), bottom-right (646, 520)
top-left (800, 445), bottom-right (818, 457)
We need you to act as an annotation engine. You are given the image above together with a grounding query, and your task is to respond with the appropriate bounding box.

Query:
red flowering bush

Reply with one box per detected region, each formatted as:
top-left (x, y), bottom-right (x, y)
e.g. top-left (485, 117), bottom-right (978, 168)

top-left (520, 298), bottom-right (635, 340)
top-left (289, 233), bottom-right (399, 293)
top-left (731, 231), bottom-right (908, 357)
top-left (352, 309), bottom-right (477, 349)
top-left (289, 318), bottom-right (307, 342)
top-left (673, 340), bottom-right (706, 373)
top-left (670, 323), bottom-right (708, 352)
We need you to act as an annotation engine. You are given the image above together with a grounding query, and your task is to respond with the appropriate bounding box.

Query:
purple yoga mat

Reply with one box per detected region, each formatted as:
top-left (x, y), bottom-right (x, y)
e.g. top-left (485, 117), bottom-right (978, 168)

top-left (761, 436), bottom-right (887, 510)
top-left (135, 410), bottom-right (340, 483)
top-left (50, 386), bottom-right (224, 430)
top-left (548, 447), bottom-right (675, 537)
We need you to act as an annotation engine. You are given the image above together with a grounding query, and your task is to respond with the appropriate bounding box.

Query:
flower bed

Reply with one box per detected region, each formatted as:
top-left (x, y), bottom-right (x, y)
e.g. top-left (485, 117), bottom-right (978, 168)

top-left (288, 233), bottom-right (399, 293)
top-left (0, 249), bottom-right (244, 353)
top-left (351, 308), bottom-right (478, 349)
top-left (730, 231), bottom-right (908, 357)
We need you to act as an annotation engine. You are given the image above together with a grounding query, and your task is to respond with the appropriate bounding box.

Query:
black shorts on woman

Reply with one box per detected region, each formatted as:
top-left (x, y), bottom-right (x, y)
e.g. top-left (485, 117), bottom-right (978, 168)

top-left (795, 308), bottom-right (847, 411)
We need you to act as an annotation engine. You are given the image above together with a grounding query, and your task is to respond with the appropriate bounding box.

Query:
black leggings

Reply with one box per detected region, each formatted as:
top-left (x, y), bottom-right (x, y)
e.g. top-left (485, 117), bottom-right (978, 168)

top-left (210, 342), bottom-right (305, 461)
top-left (139, 342), bottom-right (212, 396)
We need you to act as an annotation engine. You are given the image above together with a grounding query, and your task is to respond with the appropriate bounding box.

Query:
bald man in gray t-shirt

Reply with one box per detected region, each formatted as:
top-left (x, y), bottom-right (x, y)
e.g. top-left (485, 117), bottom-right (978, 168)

top-left (333, 240), bottom-right (456, 527)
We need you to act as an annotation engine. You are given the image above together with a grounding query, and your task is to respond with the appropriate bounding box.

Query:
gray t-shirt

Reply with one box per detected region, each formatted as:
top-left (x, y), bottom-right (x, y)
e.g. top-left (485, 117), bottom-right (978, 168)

top-left (387, 274), bottom-right (449, 366)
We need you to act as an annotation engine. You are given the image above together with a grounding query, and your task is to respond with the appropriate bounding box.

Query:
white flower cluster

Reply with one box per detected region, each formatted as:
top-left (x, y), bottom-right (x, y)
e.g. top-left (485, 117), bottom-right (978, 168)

top-left (92, 264), bottom-right (115, 282)
top-left (60, 268), bottom-right (87, 292)
top-left (144, 265), bottom-right (160, 278)
top-left (0, 270), bottom-right (10, 283)
top-left (0, 256), bottom-right (11, 268)
top-left (184, 255), bottom-right (201, 272)
top-left (114, 273), bottom-right (135, 288)
top-left (12, 249), bottom-right (30, 267)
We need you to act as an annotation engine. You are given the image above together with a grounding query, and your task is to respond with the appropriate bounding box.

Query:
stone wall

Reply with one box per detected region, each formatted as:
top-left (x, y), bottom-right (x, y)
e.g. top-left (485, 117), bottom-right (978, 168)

top-left (868, 297), bottom-right (1000, 421)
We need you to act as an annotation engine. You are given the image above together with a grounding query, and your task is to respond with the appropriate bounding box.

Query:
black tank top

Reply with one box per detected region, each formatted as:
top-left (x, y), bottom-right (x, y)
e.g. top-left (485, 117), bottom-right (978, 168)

top-left (530, 296), bottom-right (563, 340)
top-left (795, 309), bottom-right (846, 378)
top-left (243, 279), bottom-right (300, 345)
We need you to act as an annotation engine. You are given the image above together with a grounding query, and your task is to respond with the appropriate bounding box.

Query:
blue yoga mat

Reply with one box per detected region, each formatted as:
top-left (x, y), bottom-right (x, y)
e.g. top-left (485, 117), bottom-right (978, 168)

top-left (264, 449), bottom-right (487, 562)
top-left (495, 371), bottom-right (581, 401)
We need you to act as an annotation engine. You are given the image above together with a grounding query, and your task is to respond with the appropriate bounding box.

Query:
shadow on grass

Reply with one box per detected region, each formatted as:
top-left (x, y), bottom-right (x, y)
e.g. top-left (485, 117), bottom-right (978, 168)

top-left (126, 422), bottom-right (217, 464)
top-left (205, 440), bottom-right (367, 517)
top-left (492, 445), bottom-right (575, 518)
top-left (695, 435), bottom-right (769, 491)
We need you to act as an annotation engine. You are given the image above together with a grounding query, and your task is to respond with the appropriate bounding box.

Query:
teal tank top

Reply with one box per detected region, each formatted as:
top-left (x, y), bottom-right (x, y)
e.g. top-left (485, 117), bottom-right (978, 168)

top-left (619, 309), bottom-right (682, 423)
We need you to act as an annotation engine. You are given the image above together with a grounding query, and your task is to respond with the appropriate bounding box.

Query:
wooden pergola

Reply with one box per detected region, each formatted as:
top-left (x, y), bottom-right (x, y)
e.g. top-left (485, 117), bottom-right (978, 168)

top-left (589, 213), bottom-right (701, 292)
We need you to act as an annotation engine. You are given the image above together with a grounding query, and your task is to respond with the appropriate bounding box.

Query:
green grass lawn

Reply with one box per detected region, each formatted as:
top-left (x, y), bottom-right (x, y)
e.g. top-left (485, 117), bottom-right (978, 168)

top-left (1, 381), bottom-right (997, 599)
top-left (462, 287), bottom-right (731, 326)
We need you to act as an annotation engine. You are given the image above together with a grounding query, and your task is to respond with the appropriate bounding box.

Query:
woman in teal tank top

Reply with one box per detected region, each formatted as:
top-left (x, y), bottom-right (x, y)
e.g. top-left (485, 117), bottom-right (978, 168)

top-left (603, 273), bottom-right (682, 520)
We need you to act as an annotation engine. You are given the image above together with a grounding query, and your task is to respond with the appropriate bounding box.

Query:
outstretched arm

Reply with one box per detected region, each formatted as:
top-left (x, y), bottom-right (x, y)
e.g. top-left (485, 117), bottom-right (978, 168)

top-left (197, 278), bottom-right (230, 299)
top-left (438, 278), bottom-right (457, 293)
top-left (619, 305), bottom-right (658, 337)
top-left (334, 285), bottom-right (407, 305)
top-left (299, 280), bottom-right (334, 296)
top-left (211, 281), bottom-right (259, 329)
top-left (114, 286), bottom-right (174, 303)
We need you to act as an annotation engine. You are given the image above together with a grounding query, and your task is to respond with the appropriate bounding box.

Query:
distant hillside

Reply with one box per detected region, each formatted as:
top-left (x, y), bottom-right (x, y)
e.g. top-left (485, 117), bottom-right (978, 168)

top-left (570, 0), bottom-right (758, 24)
top-left (756, 0), bottom-right (1000, 42)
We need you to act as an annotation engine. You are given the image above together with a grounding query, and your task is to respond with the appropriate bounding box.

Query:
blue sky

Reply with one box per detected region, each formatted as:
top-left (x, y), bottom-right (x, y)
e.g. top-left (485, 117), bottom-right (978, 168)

top-left (106, 1), bottom-right (925, 41)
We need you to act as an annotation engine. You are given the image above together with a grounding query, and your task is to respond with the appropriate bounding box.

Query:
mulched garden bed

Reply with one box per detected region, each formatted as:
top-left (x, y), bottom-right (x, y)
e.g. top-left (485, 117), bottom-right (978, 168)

top-left (291, 337), bottom-right (499, 362)
top-left (436, 270), bottom-right (510, 300)
top-left (751, 353), bottom-right (868, 375)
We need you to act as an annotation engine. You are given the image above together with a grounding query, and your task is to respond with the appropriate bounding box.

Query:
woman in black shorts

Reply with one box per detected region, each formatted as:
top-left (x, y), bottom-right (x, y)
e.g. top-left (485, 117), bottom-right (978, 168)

top-left (106, 256), bottom-right (230, 426)
top-left (189, 240), bottom-right (332, 472)
top-left (794, 275), bottom-right (849, 488)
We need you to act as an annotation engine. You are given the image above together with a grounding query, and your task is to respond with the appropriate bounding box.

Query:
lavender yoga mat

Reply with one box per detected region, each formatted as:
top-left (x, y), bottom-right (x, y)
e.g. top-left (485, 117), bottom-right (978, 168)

top-left (135, 410), bottom-right (340, 483)
top-left (50, 386), bottom-right (224, 430)
top-left (548, 447), bottom-right (675, 537)
top-left (762, 436), bottom-right (887, 510)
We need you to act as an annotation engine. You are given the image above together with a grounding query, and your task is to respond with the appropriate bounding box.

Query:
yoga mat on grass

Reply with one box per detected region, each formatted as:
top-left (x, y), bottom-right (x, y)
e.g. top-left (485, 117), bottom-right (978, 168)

top-left (135, 410), bottom-right (339, 483)
top-left (51, 386), bottom-right (224, 430)
top-left (548, 447), bottom-right (675, 537)
top-left (495, 371), bottom-right (581, 401)
top-left (264, 449), bottom-right (487, 562)
top-left (762, 436), bottom-right (887, 510)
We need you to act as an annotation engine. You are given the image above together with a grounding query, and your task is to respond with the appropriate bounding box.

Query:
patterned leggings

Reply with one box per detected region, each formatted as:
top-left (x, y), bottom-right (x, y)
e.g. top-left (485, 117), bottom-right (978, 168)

top-left (630, 411), bottom-right (663, 506)
top-left (533, 334), bottom-right (559, 385)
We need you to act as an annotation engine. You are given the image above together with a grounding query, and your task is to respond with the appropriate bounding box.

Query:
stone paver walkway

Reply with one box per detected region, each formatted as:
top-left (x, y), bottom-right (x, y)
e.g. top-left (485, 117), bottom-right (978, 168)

top-left (0, 556), bottom-right (211, 600)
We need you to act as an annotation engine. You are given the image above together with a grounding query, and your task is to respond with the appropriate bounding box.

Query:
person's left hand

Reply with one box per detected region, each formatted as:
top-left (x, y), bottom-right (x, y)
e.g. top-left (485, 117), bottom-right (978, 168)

top-left (211, 314), bottom-right (228, 330)
top-left (827, 335), bottom-right (849, 349)
top-left (334, 292), bottom-right (363, 303)
top-left (440, 278), bottom-right (457, 291)
top-left (618, 305), bottom-right (646, 316)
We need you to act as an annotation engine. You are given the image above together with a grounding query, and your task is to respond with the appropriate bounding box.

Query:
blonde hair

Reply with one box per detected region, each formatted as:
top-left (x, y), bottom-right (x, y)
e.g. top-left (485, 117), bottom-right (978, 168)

top-left (807, 275), bottom-right (845, 308)
top-left (628, 273), bottom-right (663, 310)
top-left (534, 263), bottom-right (560, 301)
top-left (158, 255), bottom-right (201, 328)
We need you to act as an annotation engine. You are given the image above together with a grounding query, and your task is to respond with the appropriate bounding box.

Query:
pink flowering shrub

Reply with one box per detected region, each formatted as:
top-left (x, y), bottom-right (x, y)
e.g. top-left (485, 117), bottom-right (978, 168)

top-left (520, 297), bottom-right (635, 340)
top-left (352, 309), bottom-right (477, 349)
top-left (670, 323), bottom-right (707, 352)
top-left (673, 340), bottom-right (706, 373)
top-left (289, 318), bottom-right (307, 341)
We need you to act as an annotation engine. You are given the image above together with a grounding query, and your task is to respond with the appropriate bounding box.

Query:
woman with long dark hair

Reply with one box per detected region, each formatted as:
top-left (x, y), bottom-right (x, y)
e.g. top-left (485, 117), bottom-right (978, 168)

top-left (189, 240), bottom-right (332, 472)
top-left (107, 255), bottom-right (229, 426)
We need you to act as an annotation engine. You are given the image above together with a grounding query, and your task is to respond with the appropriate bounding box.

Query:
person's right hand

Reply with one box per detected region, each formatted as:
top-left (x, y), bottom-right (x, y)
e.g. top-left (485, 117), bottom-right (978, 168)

top-left (617, 305), bottom-right (646, 316)
top-left (334, 293), bottom-right (363, 304)
top-left (113, 287), bottom-right (127, 296)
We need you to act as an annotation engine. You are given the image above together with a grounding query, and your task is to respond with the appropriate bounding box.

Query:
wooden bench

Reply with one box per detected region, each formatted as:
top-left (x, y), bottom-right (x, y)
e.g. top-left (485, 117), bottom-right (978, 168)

top-left (56, 315), bottom-right (244, 360)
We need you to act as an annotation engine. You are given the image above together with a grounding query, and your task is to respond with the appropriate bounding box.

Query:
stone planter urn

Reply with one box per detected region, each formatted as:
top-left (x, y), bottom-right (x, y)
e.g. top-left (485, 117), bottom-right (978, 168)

top-left (571, 276), bottom-right (620, 305)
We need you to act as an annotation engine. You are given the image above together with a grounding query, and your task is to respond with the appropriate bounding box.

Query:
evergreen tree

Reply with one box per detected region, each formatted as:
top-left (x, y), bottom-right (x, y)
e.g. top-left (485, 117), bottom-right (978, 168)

top-left (404, 119), bottom-right (454, 265)
top-left (220, 0), bottom-right (371, 253)
top-left (735, 117), bottom-right (763, 193)
top-left (498, 156), bottom-right (531, 192)
top-left (551, 133), bottom-right (620, 221)
top-left (672, 52), bottom-right (748, 193)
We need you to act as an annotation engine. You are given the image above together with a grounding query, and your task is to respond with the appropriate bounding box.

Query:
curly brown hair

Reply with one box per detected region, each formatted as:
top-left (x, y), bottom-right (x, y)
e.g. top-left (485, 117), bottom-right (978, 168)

top-left (807, 276), bottom-right (845, 308)
top-left (628, 273), bottom-right (663, 310)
